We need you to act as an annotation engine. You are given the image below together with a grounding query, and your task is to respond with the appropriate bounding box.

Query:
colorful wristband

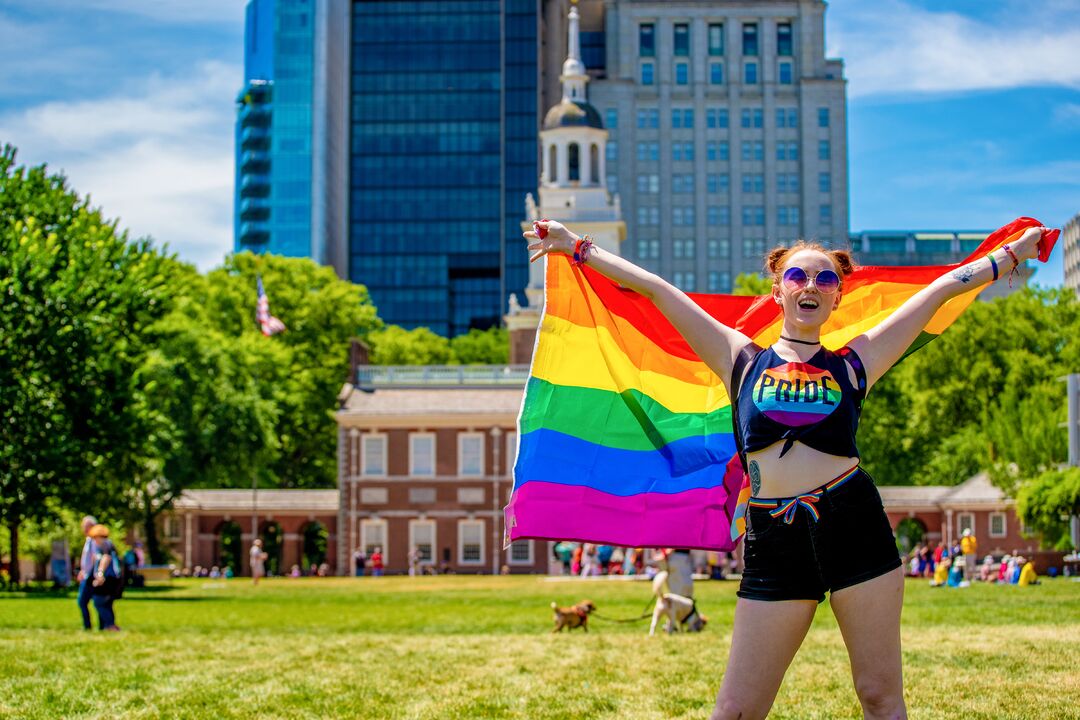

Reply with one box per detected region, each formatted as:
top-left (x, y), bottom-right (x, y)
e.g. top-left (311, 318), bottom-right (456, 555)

top-left (1002, 243), bottom-right (1020, 268)
top-left (986, 253), bottom-right (999, 281)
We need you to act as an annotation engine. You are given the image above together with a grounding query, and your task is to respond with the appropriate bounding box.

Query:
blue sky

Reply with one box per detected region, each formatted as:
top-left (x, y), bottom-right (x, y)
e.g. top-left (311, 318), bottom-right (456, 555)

top-left (1, 0), bottom-right (1077, 285)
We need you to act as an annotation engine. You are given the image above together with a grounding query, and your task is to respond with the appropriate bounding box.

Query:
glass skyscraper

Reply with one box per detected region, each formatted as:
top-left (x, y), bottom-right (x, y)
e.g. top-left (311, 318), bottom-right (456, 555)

top-left (349, 0), bottom-right (538, 336)
top-left (235, 0), bottom-right (349, 276)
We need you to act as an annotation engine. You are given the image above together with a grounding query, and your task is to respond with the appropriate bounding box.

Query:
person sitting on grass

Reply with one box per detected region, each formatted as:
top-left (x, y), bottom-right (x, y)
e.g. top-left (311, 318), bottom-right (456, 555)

top-left (930, 556), bottom-right (950, 587)
top-left (1018, 559), bottom-right (1039, 587)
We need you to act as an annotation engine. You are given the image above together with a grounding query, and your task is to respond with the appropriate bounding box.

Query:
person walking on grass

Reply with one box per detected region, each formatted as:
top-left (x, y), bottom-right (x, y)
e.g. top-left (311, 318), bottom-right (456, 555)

top-left (76, 515), bottom-right (101, 630)
top-left (526, 218), bottom-right (1052, 720)
top-left (250, 539), bottom-right (268, 585)
top-left (88, 524), bottom-right (121, 631)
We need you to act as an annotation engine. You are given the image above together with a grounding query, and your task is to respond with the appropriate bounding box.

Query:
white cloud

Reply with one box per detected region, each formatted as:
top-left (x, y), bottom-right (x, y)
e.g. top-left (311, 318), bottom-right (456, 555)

top-left (827, 0), bottom-right (1080, 97)
top-left (1054, 102), bottom-right (1080, 125)
top-left (0, 61), bottom-right (239, 270)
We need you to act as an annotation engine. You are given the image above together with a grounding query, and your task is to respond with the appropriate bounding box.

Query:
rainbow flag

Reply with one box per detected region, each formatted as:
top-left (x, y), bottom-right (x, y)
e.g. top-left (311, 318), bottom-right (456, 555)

top-left (504, 217), bottom-right (1053, 551)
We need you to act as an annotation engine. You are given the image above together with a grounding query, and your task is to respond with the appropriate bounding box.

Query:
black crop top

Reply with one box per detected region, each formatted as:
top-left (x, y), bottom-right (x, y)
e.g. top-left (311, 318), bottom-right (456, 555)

top-left (732, 343), bottom-right (867, 460)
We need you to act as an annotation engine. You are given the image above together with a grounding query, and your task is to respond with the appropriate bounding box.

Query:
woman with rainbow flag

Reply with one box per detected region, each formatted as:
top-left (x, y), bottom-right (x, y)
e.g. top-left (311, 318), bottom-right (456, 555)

top-left (520, 218), bottom-right (1053, 719)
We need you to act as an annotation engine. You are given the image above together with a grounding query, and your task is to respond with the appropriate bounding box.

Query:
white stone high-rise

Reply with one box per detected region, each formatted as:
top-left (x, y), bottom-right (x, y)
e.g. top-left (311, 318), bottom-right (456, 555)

top-left (542, 0), bottom-right (848, 293)
top-left (1064, 213), bottom-right (1080, 296)
top-left (509, 2), bottom-right (626, 361)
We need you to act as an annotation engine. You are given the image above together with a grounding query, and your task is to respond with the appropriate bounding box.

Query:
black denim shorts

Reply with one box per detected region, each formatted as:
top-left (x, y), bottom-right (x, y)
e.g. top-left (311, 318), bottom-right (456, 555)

top-left (737, 467), bottom-right (902, 603)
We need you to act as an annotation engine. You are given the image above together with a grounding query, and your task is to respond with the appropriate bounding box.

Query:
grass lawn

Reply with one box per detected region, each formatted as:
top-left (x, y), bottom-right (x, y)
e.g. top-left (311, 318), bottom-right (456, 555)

top-left (1, 575), bottom-right (1077, 719)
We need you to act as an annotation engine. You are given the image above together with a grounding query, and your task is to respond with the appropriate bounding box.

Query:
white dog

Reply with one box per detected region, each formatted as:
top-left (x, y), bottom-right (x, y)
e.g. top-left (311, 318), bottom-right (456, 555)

top-left (649, 570), bottom-right (707, 635)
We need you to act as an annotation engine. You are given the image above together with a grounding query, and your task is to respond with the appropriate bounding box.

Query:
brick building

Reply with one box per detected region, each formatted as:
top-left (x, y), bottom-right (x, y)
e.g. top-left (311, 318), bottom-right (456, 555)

top-left (334, 365), bottom-right (547, 575)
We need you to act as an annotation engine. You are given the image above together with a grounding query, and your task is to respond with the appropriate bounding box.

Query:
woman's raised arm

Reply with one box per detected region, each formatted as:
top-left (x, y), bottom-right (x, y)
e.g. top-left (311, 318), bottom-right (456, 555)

top-left (846, 225), bottom-right (1047, 389)
top-left (526, 220), bottom-right (752, 385)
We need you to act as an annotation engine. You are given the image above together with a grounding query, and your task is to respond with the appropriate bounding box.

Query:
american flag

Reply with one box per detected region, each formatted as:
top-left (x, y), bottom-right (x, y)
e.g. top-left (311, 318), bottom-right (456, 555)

top-left (256, 276), bottom-right (286, 336)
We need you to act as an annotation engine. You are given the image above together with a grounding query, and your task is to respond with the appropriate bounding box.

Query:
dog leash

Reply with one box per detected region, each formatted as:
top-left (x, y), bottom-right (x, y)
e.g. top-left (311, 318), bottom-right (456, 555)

top-left (589, 597), bottom-right (656, 623)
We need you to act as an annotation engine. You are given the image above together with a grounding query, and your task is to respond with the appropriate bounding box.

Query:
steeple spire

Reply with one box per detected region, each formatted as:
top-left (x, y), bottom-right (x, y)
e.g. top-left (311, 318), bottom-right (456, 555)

top-left (561, 3), bottom-right (587, 102)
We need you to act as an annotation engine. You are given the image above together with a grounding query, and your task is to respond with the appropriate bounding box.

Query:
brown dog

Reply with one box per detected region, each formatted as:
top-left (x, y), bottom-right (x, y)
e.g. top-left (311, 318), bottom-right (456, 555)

top-left (550, 600), bottom-right (595, 632)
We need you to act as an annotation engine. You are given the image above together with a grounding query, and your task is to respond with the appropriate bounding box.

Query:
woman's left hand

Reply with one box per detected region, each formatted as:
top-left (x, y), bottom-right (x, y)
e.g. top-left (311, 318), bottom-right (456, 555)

top-left (1012, 226), bottom-right (1049, 261)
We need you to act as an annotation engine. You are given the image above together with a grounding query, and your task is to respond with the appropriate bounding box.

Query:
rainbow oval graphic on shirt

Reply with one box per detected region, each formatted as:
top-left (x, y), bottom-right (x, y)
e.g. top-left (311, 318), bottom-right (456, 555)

top-left (751, 362), bottom-right (842, 427)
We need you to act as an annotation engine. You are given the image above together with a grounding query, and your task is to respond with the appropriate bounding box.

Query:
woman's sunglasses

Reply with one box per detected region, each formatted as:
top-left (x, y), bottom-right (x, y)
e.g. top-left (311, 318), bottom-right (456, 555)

top-left (782, 267), bottom-right (841, 294)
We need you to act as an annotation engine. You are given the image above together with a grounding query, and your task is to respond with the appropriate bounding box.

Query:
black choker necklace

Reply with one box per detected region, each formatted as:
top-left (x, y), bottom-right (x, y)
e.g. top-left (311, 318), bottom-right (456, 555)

top-left (779, 335), bottom-right (821, 346)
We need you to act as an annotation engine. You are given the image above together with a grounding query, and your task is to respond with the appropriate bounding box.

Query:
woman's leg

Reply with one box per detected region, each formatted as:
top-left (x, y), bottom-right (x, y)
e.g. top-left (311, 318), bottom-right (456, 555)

top-left (710, 598), bottom-right (817, 720)
top-left (830, 567), bottom-right (906, 719)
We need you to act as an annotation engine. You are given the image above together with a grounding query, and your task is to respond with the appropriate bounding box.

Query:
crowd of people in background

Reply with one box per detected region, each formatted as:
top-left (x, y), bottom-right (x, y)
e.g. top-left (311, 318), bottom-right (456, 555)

top-left (906, 529), bottom-right (1042, 588)
top-left (551, 542), bottom-right (740, 581)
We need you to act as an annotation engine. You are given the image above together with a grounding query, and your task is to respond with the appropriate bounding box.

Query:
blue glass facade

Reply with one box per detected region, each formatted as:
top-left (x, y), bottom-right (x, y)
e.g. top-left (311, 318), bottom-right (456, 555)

top-left (235, 0), bottom-right (318, 261)
top-left (350, 0), bottom-right (538, 336)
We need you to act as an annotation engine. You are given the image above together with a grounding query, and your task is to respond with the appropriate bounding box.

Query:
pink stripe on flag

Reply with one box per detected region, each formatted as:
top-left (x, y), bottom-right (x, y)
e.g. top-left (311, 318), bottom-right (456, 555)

top-left (505, 478), bottom-right (742, 551)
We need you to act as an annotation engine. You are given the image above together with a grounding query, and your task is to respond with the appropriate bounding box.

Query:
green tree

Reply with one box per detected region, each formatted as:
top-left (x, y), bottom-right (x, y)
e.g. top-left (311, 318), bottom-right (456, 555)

top-left (0, 146), bottom-right (175, 583)
top-left (199, 252), bottom-right (381, 489)
top-left (1016, 467), bottom-right (1080, 551)
top-left (367, 325), bottom-right (453, 365)
top-left (120, 279), bottom-right (280, 563)
top-left (858, 287), bottom-right (1080, 488)
top-left (732, 272), bottom-right (772, 296)
top-left (450, 327), bottom-right (509, 365)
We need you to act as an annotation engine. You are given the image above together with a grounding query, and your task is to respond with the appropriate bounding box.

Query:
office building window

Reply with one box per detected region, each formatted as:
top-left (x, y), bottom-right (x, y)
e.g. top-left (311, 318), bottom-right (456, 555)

top-left (779, 62), bottom-right (793, 85)
top-left (641, 62), bottom-right (654, 85)
top-left (672, 142), bottom-right (694, 161)
top-left (674, 23), bottom-right (689, 56)
top-left (743, 23), bottom-right (758, 56)
top-left (605, 109), bottom-right (618, 129)
top-left (636, 207), bottom-right (660, 226)
top-left (672, 174), bottom-right (694, 193)
top-left (636, 238), bottom-right (660, 258)
top-left (673, 238), bottom-right (696, 259)
top-left (753, 109), bottom-right (763, 128)
top-left (776, 108), bottom-right (787, 128)
top-left (708, 23), bottom-right (724, 55)
top-left (607, 174), bottom-right (618, 192)
top-left (778, 206), bottom-right (800, 226)
top-left (640, 23), bottom-right (655, 57)
top-left (673, 271), bottom-right (697, 291)
top-left (787, 108), bottom-right (797, 128)
top-left (606, 141), bottom-right (617, 161)
top-left (741, 173), bottom-right (764, 193)
top-left (820, 204), bottom-right (832, 224)
top-left (637, 109), bottom-right (659, 129)
top-left (707, 238), bottom-right (731, 258)
top-left (675, 62), bottom-right (688, 85)
top-left (707, 108), bottom-right (729, 128)
top-left (707, 173), bottom-right (729, 193)
top-left (819, 172), bottom-right (831, 193)
top-left (710, 62), bottom-right (723, 85)
top-left (706, 141), bottom-right (729, 161)
top-left (777, 22), bottom-right (793, 56)
top-left (742, 206), bottom-right (765, 226)
top-left (673, 206), bottom-right (695, 226)
top-left (819, 140), bottom-right (831, 160)
top-left (744, 62), bottom-right (758, 84)
top-left (741, 109), bottom-right (751, 128)
top-left (672, 108), bottom-right (693, 128)
top-left (819, 107), bottom-right (830, 128)
top-left (636, 174), bottom-right (659, 193)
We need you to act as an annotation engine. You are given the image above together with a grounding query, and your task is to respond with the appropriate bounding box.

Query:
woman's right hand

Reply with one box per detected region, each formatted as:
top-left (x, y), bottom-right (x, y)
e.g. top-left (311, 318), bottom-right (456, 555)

top-left (524, 220), bottom-right (578, 263)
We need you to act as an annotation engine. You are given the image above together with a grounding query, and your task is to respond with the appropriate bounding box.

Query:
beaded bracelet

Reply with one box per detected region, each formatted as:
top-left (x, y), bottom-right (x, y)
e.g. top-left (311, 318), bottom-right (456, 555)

top-left (986, 253), bottom-right (999, 281)
top-left (1002, 244), bottom-right (1020, 287)
top-left (571, 234), bottom-right (594, 267)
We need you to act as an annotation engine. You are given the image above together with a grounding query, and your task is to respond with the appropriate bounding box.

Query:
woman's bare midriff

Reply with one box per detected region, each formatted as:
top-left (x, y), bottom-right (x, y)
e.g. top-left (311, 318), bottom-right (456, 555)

top-left (746, 441), bottom-right (859, 499)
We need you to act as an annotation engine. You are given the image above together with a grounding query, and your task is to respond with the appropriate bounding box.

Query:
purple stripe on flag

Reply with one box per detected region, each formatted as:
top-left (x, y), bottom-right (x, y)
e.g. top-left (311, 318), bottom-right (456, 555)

top-left (504, 481), bottom-right (741, 551)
